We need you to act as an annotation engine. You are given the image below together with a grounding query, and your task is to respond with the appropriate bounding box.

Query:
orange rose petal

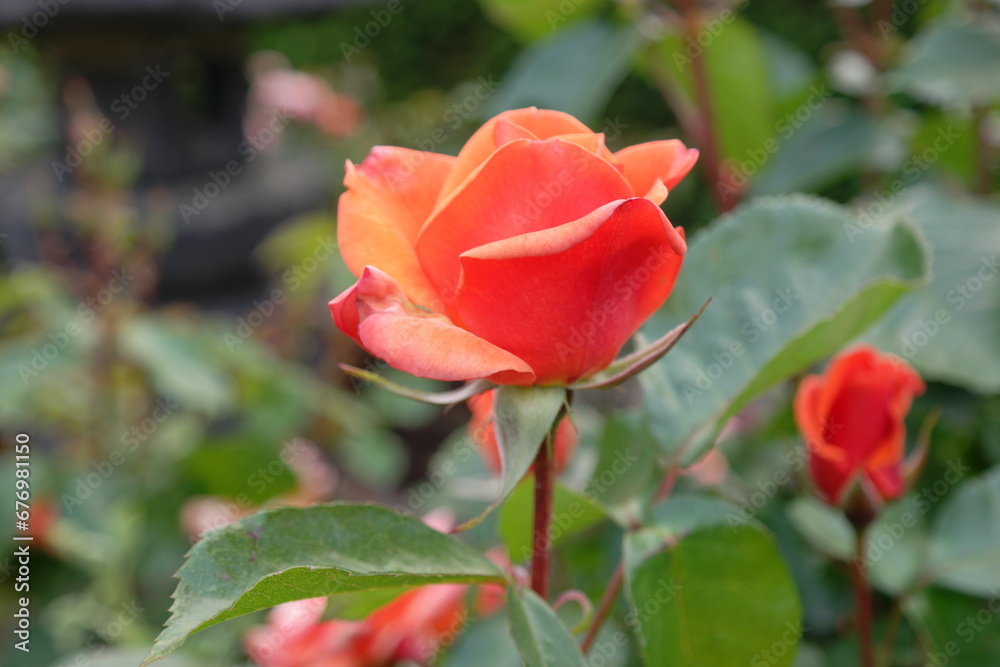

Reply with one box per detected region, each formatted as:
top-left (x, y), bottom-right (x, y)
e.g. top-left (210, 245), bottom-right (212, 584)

top-left (614, 140), bottom-right (699, 200)
top-left (864, 357), bottom-right (925, 470)
top-left (643, 179), bottom-right (670, 206)
top-left (436, 107), bottom-right (596, 203)
top-left (794, 375), bottom-right (849, 467)
top-left (338, 147), bottom-right (453, 309)
top-left (328, 281), bottom-right (363, 347)
top-left (865, 463), bottom-right (904, 503)
top-left (553, 131), bottom-right (609, 157)
top-left (454, 198), bottom-right (684, 384)
top-left (416, 138), bottom-right (634, 302)
top-left (337, 267), bottom-right (534, 385)
top-left (367, 584), bottom-right (467, 664)
top-left (493, 116), bottom-right (539, 145)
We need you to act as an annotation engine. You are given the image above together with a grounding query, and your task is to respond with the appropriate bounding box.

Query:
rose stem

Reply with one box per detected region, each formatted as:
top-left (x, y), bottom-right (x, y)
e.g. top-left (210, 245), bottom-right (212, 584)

top-left (584, 460), bottom-right (679, 652)
top-left (852, 524), bottom-right (876, 667)
top-left (581, 563), bottom-right (624, 653)
top-left (673, 0), bottom-right (732, 213)
top-left (531, 435), bottom-right (555, 599)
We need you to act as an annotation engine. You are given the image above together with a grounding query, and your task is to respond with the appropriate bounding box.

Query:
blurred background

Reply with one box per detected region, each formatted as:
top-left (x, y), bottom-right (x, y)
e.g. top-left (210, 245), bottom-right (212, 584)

top-left (0, 0), bottom-right (998, 665)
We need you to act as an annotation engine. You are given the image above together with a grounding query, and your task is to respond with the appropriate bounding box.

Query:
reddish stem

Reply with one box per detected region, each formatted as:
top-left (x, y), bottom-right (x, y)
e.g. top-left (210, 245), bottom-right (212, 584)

top-left (674, 0), bottom-right (732, 212)
top-left (852, 526), bottom-right (876, 667)
top-left (654, 460), bottom-right (681, 504)
top-left (531, 438), bottom-right (555, 599)
top-left (974, 106), bottom-right (996, 195)
top-left (581, 562), bottom-right (624, 653)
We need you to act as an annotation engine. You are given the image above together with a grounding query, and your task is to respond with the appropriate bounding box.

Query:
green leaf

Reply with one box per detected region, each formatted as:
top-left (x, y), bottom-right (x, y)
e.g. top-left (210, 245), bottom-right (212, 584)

top-left (476, 0), bottom-right (603, 42)
top-left (863, 187), bottom-right (1000, 394)
top-left (651, 16), bottom-right (773, 165)
top-left (485, 20), bottom-right (639, 125)
top-left (903, 587), bottom-right (1000, 667)
top-left (865, 497), bottom-right (928, 596)
top-left (645, 493), bottom-right (749, 538)
top-left (181, 438), bottom-right (296, 500)
top-left (507, 586), bottom-right (587, 666)
top-left (457, 385), bottom-right (566, 531)
top-left (588, 411), bottom-right (660, 524)
top-left (759, 32), bottom-right (815, 100)
top-left (442, 613), bottom-right (523, 667)
top-left (624, 523), bottom-right (802, 667)
top-left (499, 480), bottom-right (608, 563)
top-left (750, 102), bottom-right (882, 196)
top-left (888, 21), bottom-right (1000, 106)
top-left (640, 195), bottom-right (929, 463)
top-left (786, 497), bottom-right (855, 562)
top-left (143, 504), bottom-right (506, 665)
top-left (119, 315), bottom-right (234, 417)
top-left (925, 465), bottom-right (1000, 597)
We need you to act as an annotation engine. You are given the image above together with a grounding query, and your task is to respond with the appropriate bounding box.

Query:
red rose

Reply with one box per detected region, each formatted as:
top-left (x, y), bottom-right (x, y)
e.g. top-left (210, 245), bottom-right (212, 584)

top-left (794, 345), bottom-right (925, 506)
top-left (329, 107), bottom-right (697, 386)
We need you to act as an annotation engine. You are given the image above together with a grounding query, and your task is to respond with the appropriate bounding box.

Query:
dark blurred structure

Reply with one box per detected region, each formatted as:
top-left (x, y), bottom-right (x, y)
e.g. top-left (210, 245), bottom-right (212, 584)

top-left (0, 0), bottom-right (357, 303)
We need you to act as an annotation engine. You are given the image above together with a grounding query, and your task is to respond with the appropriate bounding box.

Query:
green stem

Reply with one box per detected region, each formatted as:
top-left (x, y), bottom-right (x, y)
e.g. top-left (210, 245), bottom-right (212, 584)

top-left (878, 598), bottom-right (904, 667)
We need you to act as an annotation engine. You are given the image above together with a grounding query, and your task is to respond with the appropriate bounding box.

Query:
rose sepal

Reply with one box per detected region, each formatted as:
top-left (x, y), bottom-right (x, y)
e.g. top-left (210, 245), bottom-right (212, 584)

top-left (338, 364), bottom-right (494, 405)
top-left (902, 409), bottom-right (941, 490)
top-left (568, 299), bottom-right (710, 391)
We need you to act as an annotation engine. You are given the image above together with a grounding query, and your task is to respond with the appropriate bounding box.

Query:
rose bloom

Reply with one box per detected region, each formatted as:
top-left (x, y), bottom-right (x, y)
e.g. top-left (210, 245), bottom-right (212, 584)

top-left (468, 388), bottom-right (577, 473)
top-left (794, 345), bottom-right (925, 506)
top-left (329, 107), bottom-right (697, 386)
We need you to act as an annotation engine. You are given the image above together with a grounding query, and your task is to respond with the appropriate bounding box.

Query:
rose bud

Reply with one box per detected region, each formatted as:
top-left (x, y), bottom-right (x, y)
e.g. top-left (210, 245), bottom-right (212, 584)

top-left (794, 345), bottom-right (925, 514)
